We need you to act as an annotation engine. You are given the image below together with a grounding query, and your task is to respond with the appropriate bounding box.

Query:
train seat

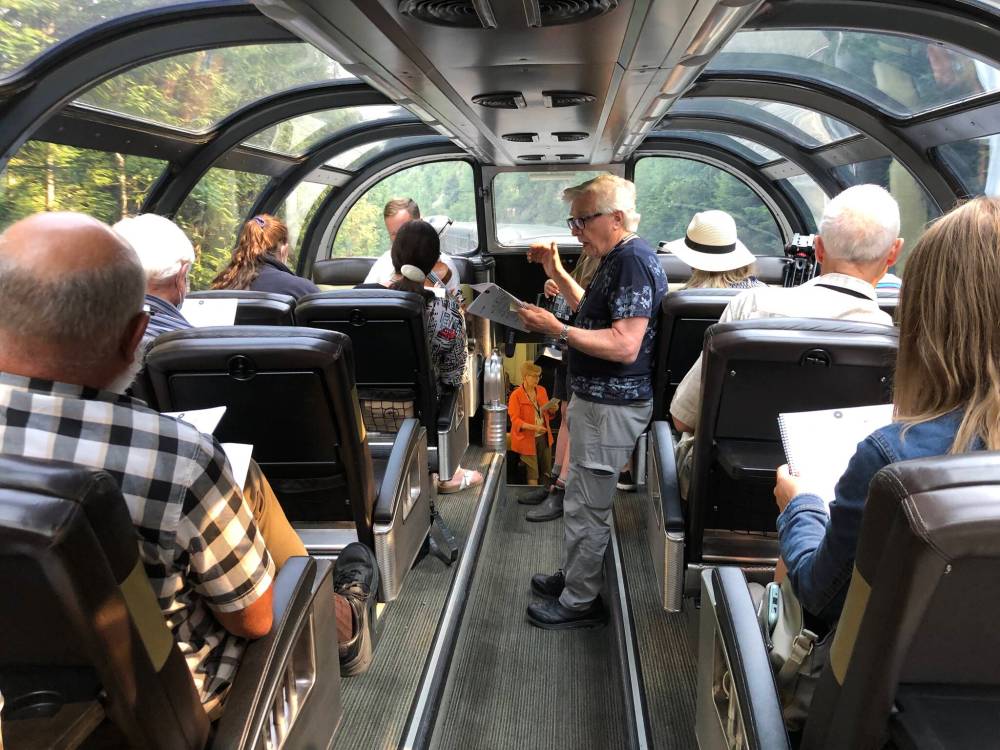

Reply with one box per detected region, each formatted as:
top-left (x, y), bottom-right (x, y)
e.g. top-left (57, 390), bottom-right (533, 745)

top-left (657, 252), bottom-right (789, 286)
top-left (295, 289), bottom-right (469, 480)
top-left (0, 454), bottom-right (341, 750)
top-left (144, 326), bottom-right (430, 601)
top-left (184, 289), bottom-right (296, 325)
top-left (312, 257), bottom-right (378, 287)
top-left (697, 453), bottom-right (1000, 750)
top-left (647, 318), bottom-right (898, 610)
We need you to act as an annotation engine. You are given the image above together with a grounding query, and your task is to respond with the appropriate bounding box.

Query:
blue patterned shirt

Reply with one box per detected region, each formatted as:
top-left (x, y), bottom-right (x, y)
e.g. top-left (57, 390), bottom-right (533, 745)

top-left (568, 235), bottom-right (667, 403)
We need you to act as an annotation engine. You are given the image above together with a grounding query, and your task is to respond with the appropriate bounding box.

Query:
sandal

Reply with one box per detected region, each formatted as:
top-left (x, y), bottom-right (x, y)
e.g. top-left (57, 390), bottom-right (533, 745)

top-left (438, 468), bottom-right (484, 494)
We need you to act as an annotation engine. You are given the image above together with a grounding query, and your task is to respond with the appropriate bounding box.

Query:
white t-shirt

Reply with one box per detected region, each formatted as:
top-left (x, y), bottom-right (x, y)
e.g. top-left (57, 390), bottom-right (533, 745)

top-left (363, 250), bottom-right (461, 292)
top-left (669, 273), bottom-right (893, 430)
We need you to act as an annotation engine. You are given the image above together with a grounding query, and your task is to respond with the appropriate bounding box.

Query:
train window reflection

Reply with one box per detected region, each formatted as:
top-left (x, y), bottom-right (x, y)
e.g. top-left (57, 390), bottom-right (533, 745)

top-left (326, 137), bottom-right (435, 171)
top-left (653, 130), bottom-right (781, 164)
top-left (244, 106), bottom-right (407, 158)
top-left (275, 182), bottom-right (332, 270)
top-left (76, 44), bottom-right (353, 133)
top-left (711, 30), bottom-right (1000, 117)
top-left (780, 174), bottom-right (828, 232)
top-left (670, 98), bottom-right (857, 147)
top-left (492, 171), bottom-right (604, 247)
top-left (0, 141), bottom-right (164, 227)
top-left (175, 167), bottom-right (270, 289)
top-left (635, 156), bottom-right (783, 254)
top-left (936, 133), bottom-right (1000, 197)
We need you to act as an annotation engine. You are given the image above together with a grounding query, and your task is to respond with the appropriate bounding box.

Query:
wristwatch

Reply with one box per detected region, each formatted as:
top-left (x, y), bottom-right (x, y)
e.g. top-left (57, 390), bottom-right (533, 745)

top-left (558, 324), bottom-right (570, 344)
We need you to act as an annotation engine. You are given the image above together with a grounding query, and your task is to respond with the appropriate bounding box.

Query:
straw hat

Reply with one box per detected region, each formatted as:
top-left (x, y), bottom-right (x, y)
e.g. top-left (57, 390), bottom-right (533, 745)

top-left (663, 210), bottom-right (756, 272)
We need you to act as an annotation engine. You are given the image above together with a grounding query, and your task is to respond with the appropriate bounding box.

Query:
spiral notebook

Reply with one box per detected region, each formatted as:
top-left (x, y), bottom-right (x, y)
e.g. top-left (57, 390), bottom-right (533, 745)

top-left (778, 403), bottom-right (894, 508)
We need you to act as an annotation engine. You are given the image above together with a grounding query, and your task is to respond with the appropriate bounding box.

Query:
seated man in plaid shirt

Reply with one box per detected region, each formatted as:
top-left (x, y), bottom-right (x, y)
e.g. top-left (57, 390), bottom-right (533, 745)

top-left (0, 212), bottom-right (376, 714)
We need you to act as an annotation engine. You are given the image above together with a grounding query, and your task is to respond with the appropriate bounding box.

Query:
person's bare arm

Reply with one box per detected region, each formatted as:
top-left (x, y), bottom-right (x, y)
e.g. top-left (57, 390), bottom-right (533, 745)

top-left (516, 304), bottom-right (648, 364)
top-left (215, 585), bottom-right (274, 639)
top-left (527, 243), bottom-right (586, 310)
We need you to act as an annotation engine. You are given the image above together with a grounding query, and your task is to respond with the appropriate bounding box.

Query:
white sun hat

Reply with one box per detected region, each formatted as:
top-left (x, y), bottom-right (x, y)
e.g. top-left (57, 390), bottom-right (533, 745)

top-left (663, 210), bottom-right (756, 272)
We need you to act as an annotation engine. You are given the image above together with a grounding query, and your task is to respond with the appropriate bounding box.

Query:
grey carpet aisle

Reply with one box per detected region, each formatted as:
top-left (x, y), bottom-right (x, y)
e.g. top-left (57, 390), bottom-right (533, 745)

top-left (430, 485), bottom-right (628, 750)
top-left (614, 487), bottom-right (699, 749)
top-left (332, 447), bottom-right (491, 748)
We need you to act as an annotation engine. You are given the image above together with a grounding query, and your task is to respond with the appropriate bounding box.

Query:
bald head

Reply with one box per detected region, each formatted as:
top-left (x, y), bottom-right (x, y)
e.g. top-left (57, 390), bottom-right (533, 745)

top-left (0, 212), bottom-right (147, 386)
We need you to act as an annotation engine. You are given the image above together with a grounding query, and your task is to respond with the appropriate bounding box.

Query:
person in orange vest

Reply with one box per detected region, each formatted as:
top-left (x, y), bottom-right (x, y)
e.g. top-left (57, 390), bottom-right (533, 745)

top-left (508, 362), bottom-right (558, 488)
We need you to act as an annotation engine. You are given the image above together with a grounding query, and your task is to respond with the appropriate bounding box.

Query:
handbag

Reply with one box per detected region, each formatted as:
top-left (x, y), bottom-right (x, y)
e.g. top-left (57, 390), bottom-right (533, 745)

top-left (758, 577), bottom-right (835, 731)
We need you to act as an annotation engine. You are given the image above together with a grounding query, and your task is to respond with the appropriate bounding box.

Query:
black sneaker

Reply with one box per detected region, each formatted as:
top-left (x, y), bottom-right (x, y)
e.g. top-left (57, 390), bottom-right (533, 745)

top-left (526, 596), bottom-right (607, 630)
top-left (530, 570), bottom-right (565, 600)
top-left (517, 485), bottom-right (550, 505)
top-left (334, 542), bottom-right (380, 677)
top-left (616, 470), bottom-right (637, 492)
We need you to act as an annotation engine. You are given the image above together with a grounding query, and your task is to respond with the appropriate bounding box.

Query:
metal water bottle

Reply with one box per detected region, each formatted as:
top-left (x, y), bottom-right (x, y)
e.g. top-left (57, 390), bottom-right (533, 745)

top-left (481, 349), bottom-right (507, 452)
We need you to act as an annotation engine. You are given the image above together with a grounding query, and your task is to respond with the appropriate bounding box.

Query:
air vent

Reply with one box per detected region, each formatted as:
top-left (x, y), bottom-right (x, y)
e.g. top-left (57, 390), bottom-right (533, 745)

top-left (519, 155), bottom-right (545, 161)
top-left (543, 90), bottom-right (596, 108)
top-left (553, 131), bottom-right (588, 142)
top-left (503, 132), bottom-right (539, 143)
top-left (537, 0), bottom-right (619, 26)
top-left (473, 91), bottom-right (527, 109)
top-left (398, 1), bottom-right (495, 28)
top-left (557, 154), bottom-right (585, 160)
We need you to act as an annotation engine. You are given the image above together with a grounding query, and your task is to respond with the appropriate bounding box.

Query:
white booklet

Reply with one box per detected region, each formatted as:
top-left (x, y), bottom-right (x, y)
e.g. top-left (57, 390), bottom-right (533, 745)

top-left (163, 406), bottom-right (227, 435)
top-left (220, 443), bottom-right (254, 489)
top-left (778, 403), bottom-right (894, 508)
top-left (180, 297), bottom-right (238, 327)
top-left (467, 283), bottom-right (528, 332)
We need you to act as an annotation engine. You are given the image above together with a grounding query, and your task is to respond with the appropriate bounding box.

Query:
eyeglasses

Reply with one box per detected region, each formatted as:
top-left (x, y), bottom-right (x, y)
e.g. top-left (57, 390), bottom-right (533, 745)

top-left (566, 212), bottom-right (608, 231)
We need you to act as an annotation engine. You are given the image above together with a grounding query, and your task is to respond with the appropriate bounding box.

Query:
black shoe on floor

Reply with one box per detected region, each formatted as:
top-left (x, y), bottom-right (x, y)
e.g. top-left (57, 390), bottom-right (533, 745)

top-left (530, 570), bottom-right (565, 600)
top-left (517, 485), bottom-right (550, 505)
top-left (526, 596), bottom-right (607, 630)
top-left (616, 470), bottom-right (637, 492)
top-left (334, 542), bottom-right (380, 677)
top-left (526, 487), bottom-right (564, 522)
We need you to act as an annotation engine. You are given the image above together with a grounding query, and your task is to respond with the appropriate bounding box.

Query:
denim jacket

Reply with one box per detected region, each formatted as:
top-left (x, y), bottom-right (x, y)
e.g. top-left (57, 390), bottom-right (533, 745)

top-left (777, 410), bottom-right (968, 625)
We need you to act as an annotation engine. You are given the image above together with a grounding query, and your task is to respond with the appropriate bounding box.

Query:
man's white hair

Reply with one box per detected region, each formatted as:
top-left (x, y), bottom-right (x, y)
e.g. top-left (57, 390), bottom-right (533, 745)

top-left (563, 173), bottom-right (641, 232)
top-left (113, 214), bottom-right (194, 283)
top-left (819, 184), bottom-right (900, 264)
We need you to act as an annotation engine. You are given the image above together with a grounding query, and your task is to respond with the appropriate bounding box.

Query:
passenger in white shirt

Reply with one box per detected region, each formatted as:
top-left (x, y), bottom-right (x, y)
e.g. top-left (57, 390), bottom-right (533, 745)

top-left (669, 185), bottom-right (902, 494)
top-left (363, 197), bottom-right (461, 292)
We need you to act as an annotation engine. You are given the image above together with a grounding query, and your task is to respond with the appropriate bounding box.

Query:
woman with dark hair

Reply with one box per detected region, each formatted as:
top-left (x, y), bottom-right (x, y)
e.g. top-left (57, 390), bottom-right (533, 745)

top-left (211, 214), bottom-right (319, 299)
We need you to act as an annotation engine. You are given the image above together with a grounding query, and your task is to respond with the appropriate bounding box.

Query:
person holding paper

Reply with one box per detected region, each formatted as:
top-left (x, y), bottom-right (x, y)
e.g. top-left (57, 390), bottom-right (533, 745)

top-left (508, 362), bottom-right (558, 491)
top-left (516, 173), bottom-right (667, 629)
top-left (670, 185), bottom-right (901, 498)
top-left (774, 196), bottom-right (1000, 626)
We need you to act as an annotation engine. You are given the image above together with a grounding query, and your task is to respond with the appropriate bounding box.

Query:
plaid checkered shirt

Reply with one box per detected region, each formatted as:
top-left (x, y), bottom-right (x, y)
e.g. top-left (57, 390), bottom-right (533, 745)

top-left (0, 372), bottom-right (275, 706)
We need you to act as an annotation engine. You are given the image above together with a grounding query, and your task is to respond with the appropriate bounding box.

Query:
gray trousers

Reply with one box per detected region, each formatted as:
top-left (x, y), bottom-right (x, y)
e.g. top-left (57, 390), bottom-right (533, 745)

top-left (559, 396), bottom-right (652, 610)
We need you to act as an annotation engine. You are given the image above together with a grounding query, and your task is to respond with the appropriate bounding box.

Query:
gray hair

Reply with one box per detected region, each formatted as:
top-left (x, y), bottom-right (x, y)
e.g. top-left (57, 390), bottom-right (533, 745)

top-left (113, 213), bottom-right (194, 283)
top-left (0, 244), bottom-right (145, 364)
top-left (563, 173), bottom-right (641, 232)
top-left (819, 184), bottom-right (900, 264)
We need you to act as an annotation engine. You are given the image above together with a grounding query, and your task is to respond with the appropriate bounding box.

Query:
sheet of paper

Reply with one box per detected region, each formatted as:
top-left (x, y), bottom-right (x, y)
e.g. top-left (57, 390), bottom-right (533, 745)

top-left (180, 297), bottom-right (238, 327)
top-left (778, 403), bottom-right (894, 508)
top-left (467, 283), bottom-right (528, 331)
top-left (220, 443), bottom-right (254, 489)
top-left (163, 406), bottom-right (227, 435)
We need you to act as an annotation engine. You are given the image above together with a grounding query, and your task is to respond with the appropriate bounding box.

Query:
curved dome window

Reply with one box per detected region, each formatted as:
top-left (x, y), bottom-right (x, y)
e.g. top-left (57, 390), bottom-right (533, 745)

top-left (325, 137), bottom-right (438, 171)
top-left (244, 106), bottom-right (408, 157)
top-left (650, 129), bottom-right (781, 165)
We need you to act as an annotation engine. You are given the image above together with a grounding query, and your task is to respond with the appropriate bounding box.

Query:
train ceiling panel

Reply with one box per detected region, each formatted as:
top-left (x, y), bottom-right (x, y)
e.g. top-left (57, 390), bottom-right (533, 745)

top-left (252, 0), bottom-right (764, 165)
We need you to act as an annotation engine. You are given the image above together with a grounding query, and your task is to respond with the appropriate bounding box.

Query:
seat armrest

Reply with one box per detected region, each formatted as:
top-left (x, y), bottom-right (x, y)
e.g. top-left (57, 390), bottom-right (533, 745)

top-left (436, 387), bottom-right (460, 432)
top-left (651, 421), bottom-right (685, 533)
top-left (696, 567), bottom-right (790, 750)
top-left (374, 418), bottom-right (422, 524)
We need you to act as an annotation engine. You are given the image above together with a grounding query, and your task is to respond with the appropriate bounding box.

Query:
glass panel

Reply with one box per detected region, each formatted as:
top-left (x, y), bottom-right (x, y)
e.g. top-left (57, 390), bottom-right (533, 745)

top-left (652, 129), bottom-right (780, 164)
top-left (77, 44), bottom-right (353, 133)
top-left (326, 137), bottom-right (434, 171)
top-left (833, 157), bottom-right (939, 268)
top-left (710, 30), bottom-right (1000, 117)
top-left (0, 0), bottom-right (184, 78)
top-left (671, 98), bottom-right (858, 147)
top-left (781, 174), bottom-right (828, 233)
top-left (634, 157), bottom-right (783, 255)
top-left (491, 171), bottom-right (605, 247)
top-left (244, 106), bottom-right (408, 157)
top-left (0, 141), bottom-right (164, 227)
top-left (334, 160), bottom-right (476, 257)
top-left (274, 182), bottom-right (332, 269)
top-left (731, 137), bottom-right (781, 163)
top-left (175, 168), bottom-right (270, 289)
top-left (936, 133), bottom-right (1000, 196)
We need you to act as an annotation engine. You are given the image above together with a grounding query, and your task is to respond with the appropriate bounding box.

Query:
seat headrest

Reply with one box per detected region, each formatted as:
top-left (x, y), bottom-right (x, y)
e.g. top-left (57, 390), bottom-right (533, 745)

top-left (296, 289), bottom-right (428, 318)
top-left (661, 287), bottom-right (742, 311)
top-left (152, 325), bottom-right (348, 350)
top-left (709, 316), bottom-right (898, 338)
top-left (185, 290), bottom-right (295, 304)
top-left (312, 258), bottom-right (378, 286)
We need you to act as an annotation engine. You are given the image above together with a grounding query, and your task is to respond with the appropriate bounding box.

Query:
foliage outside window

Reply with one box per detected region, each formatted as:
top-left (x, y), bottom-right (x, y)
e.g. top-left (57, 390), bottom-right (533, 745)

top-left (176, 168), bottom-right (269, 290)
top-left (0, 0), bottom-right (179, 77)
top-left (634, 157), bottom-right (783, 254)
top-left (492, 170), bottom-right (604, 247)
top-left (77, 44), bottom-right (352, 133)
top-left (0, 141), bottom-right (163, 228)
top-left (245, 106), bottom-right (407, 157)
top-left (274, 182), bottom-right (332, 270)
top-left (334, 161), bottom-right (477, 257)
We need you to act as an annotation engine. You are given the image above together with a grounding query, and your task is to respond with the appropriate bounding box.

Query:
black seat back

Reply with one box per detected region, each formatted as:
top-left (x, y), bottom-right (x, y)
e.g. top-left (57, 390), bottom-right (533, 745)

top-left (657, 253), bottom-right (788, 285)
top-left (144, 327), bottom-right (376, 542)
top-left (652, 288), bottom-right (741, 420)
top-left (185, 289), bottom-right (296, 325)
top-left (0, 455), bottom-right (210, 750)
top-left (312, 257), bottom-right (377, 286)
top-left (689, 318), bottom-right (898, 562)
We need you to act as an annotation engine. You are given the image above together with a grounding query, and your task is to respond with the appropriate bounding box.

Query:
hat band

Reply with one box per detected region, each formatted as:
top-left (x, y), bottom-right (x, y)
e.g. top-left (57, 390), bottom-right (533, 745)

top-left (685, 234), bottom-right (736, 254)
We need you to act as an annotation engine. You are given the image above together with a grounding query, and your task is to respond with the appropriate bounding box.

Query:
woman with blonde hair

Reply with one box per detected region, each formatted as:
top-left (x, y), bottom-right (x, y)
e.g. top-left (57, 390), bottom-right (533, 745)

top-left (664, 210), bottom-right (765, 290)
top-left (211, 214), bottom-right (319, 299)
top-left (774, 196), bottom-right (1000, 626)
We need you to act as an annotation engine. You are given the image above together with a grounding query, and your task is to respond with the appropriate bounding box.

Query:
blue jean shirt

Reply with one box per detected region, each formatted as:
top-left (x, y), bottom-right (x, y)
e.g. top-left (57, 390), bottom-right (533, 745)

top-left (777, 410), bottom-right (967, 625)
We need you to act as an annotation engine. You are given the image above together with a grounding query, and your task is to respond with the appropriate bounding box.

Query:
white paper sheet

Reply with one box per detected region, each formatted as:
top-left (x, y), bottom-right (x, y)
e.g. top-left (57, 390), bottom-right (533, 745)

top-left (220, 443), bottom-right (254, 489)
top-left (467, 283), bottom-right (528, 331)
top-left (163, 406), bottom-right (227, 435)
top-left (180, 297), bottom-right (238, 327)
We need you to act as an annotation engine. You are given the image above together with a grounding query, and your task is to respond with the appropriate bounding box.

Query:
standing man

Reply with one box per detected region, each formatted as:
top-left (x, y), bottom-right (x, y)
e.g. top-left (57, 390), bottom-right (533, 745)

top-left (517, 174), bottom-right (667, 628)
top-left (363, 197), bottom-right (460, 292)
